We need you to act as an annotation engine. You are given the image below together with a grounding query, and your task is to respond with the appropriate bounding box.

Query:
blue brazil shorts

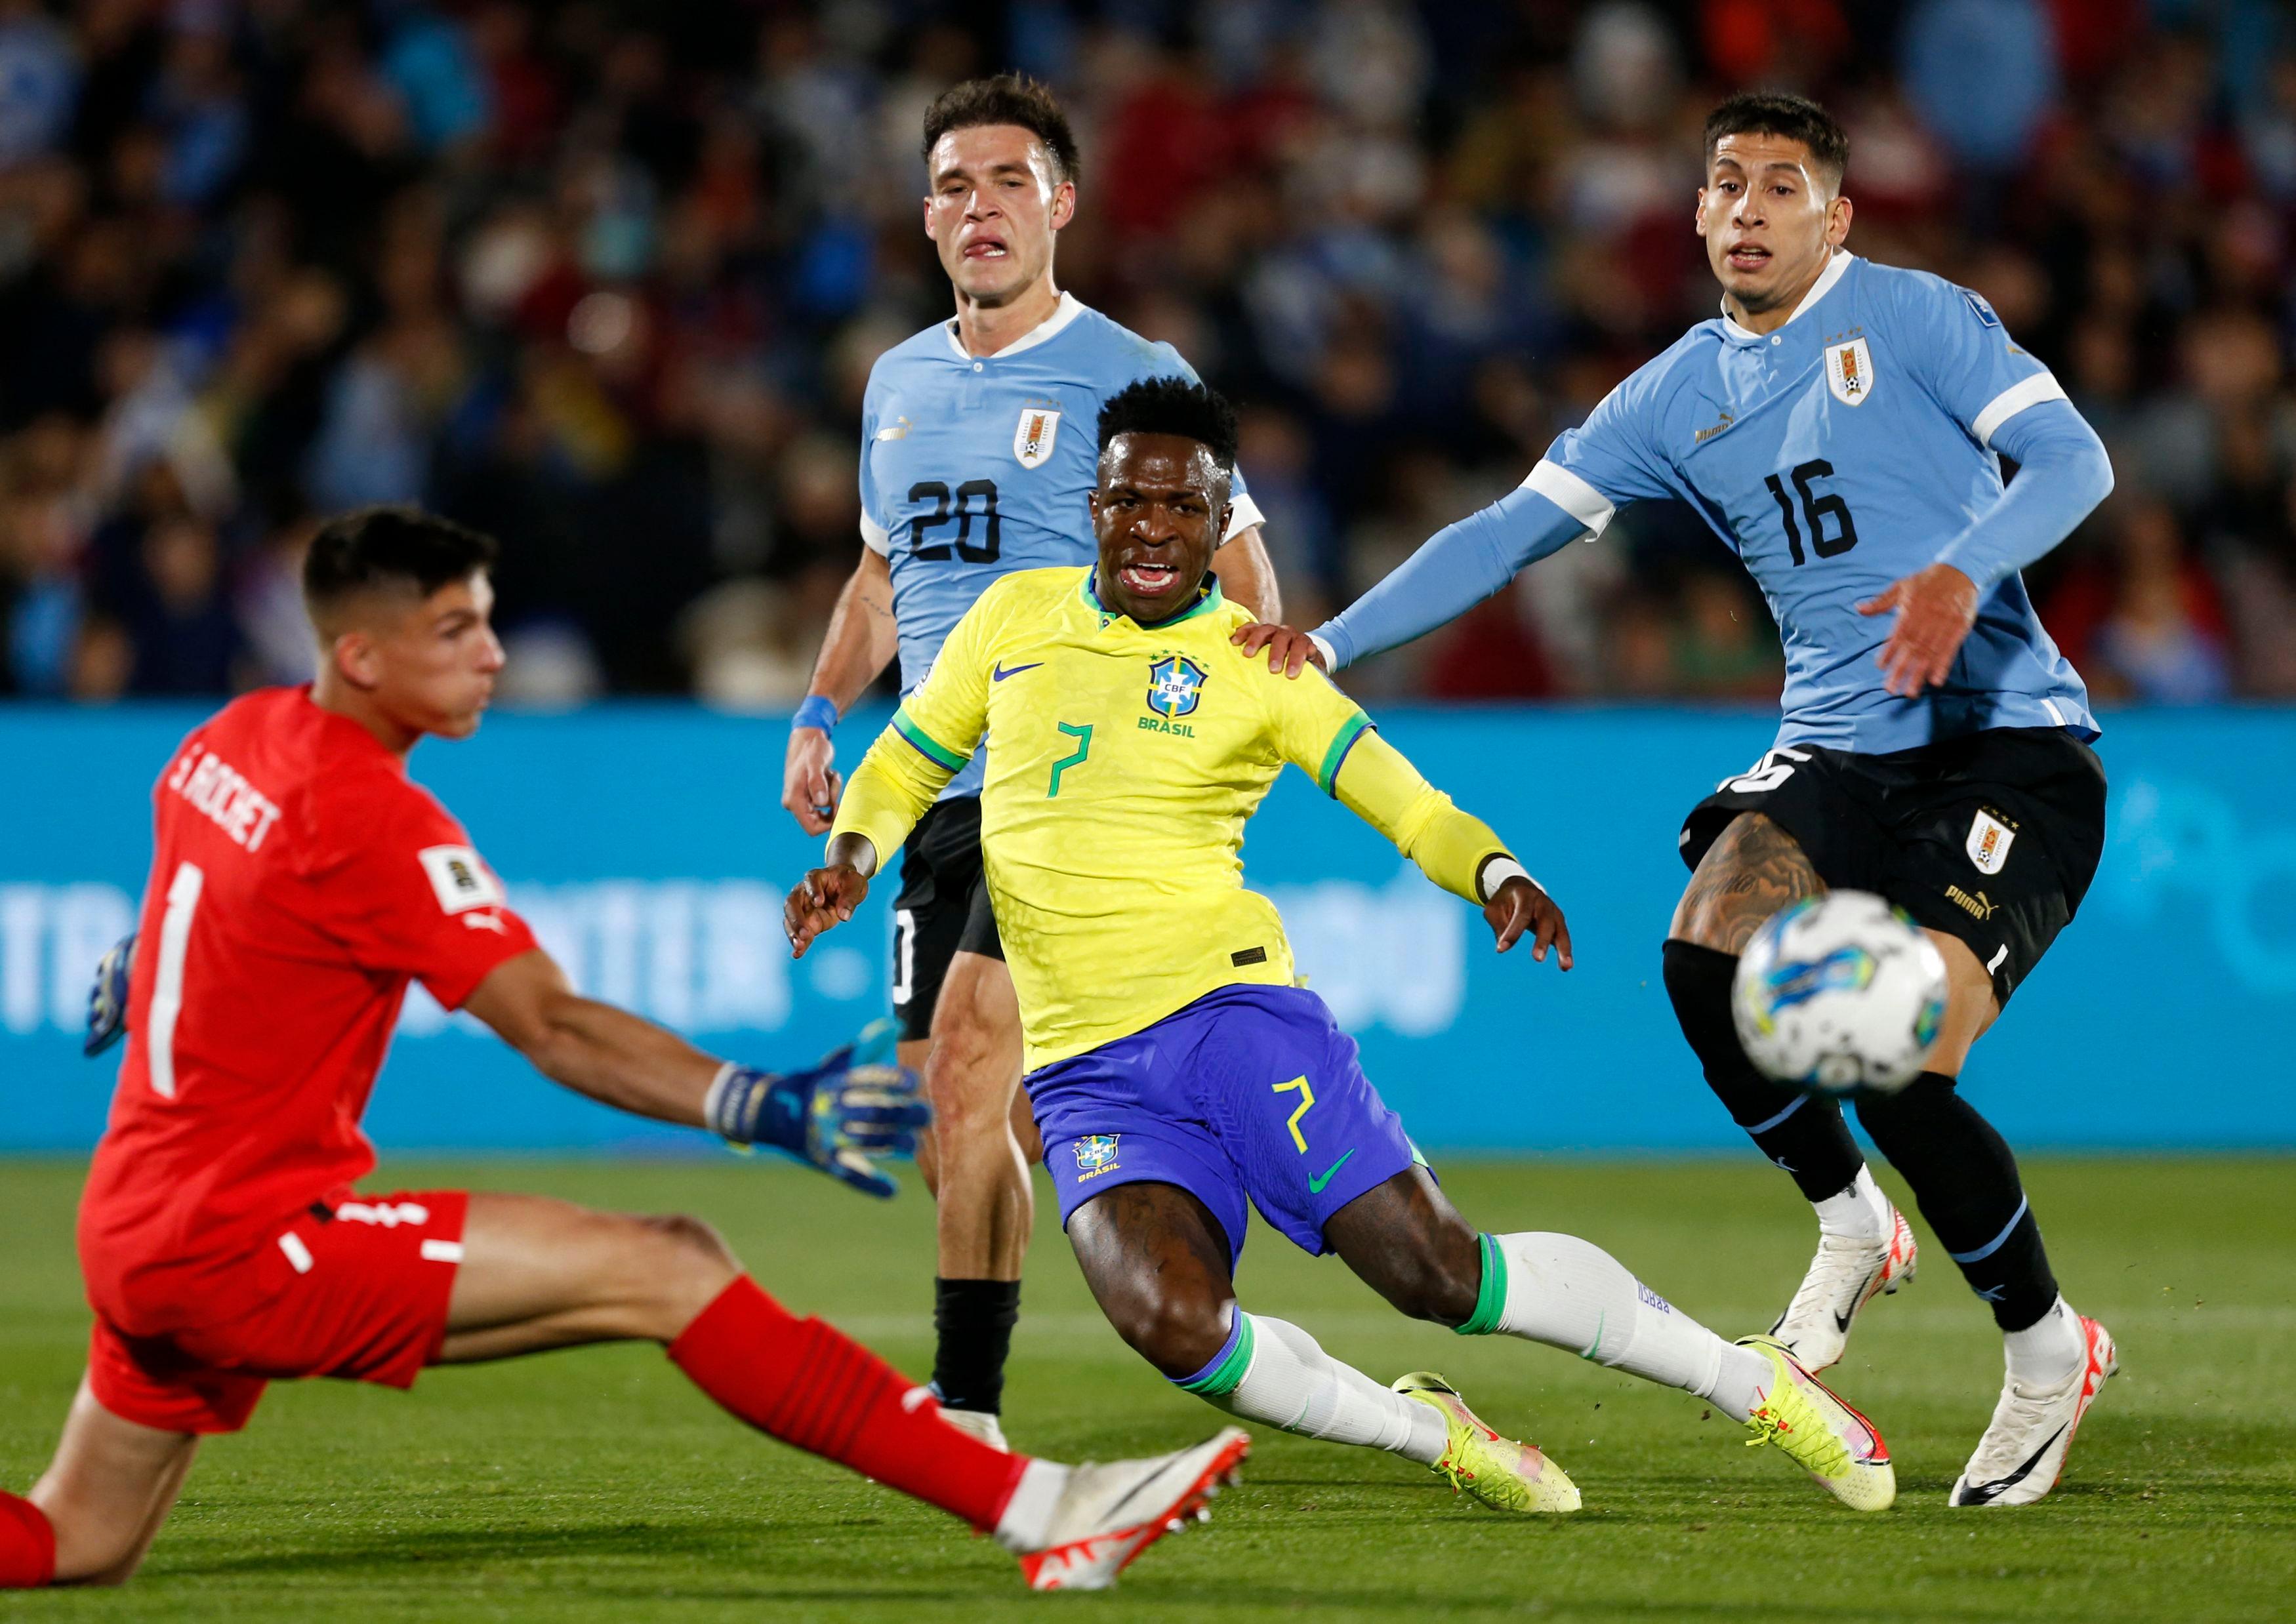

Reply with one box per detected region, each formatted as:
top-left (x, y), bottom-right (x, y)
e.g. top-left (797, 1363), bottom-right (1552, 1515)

top-left (1028, 983), bottom-right (1420, 1265)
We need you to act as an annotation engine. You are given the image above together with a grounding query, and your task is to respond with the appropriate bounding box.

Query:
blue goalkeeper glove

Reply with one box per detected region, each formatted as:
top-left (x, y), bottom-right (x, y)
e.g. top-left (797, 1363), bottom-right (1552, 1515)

top-left (85, 933), bottom-right (135, 1058)
top-left (706, 1028), bottom-right (930, 1198)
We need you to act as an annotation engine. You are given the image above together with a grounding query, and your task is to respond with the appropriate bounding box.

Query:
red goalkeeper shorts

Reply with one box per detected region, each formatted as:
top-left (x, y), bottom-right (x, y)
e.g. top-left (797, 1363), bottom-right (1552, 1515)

top-left (89, 1190), bottom-right (469, 1435)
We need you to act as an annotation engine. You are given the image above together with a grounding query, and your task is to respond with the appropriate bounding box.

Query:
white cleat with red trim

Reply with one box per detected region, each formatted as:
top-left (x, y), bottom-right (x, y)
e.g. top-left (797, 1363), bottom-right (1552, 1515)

top-left (1950, 1316), bottom-right (2118, 1507)
top-left (1005, 1427), bottom-right (1250, 1591)
top-left (1769, 1205), bottom-right (1919, 1373)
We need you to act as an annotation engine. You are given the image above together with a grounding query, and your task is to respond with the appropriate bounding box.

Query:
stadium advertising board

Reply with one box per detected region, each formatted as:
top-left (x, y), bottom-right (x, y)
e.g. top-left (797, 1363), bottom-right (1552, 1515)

top-left (4, 704), bottom-right (2289, 1152)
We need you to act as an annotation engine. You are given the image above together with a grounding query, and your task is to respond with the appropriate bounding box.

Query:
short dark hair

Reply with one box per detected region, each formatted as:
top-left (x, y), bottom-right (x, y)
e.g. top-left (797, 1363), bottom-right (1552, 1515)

top-left (1704, 91), bottom-right (1849, 190)
top-left (922, 73), bottom-right (1080, 186)
top-left (1097, 377), bottom-right (1239, 476)
top-left (302, 506), bottom-right (499, 618)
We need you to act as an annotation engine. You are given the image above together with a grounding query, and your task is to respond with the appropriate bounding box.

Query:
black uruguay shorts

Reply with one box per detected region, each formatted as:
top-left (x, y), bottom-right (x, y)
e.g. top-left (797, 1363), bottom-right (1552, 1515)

top-left (891, 795), bottom-right (1004, 1044)
top-left (1679, 726), bottom-right (2107, 1007)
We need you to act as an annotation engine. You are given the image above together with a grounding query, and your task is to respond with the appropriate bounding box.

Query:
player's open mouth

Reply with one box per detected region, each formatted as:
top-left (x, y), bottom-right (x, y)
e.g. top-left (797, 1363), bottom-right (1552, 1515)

top-left (1727, 244), bottom-right (1771, 270)
top-left (963, 239), bottom-right (1008, 260)
top-left (1119, 561), bottom-right (1180, 595)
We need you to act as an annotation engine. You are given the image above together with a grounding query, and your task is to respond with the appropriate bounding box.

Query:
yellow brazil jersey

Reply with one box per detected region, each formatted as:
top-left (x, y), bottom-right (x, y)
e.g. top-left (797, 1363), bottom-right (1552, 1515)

top-left (833, 566), bottom-right (1517, 1072)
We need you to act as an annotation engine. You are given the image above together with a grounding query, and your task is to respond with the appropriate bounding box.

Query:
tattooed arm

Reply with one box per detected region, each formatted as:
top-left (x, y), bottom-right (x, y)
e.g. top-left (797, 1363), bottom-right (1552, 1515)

top-left (1668, 813), bottom-right (1825, 954)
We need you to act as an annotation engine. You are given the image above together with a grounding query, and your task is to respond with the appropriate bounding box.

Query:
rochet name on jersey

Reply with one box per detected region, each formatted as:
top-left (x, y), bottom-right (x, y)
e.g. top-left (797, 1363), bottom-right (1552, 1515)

top-left (165, 744), bottom-right (283, 853)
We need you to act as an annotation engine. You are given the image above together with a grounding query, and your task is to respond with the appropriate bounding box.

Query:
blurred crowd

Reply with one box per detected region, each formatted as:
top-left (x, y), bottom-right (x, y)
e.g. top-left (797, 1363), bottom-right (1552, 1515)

top-left (1, 0), bottom-right (2293, 708)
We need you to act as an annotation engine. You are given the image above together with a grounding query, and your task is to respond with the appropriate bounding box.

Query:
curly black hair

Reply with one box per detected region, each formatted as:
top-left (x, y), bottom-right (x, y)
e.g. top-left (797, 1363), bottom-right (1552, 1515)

top-left (922, 73), bottom-right (1081, 186)
top-left (1096, 376), bottom-right (1239, 473)
top-left (1704, 90), bottom-right (1849, 190)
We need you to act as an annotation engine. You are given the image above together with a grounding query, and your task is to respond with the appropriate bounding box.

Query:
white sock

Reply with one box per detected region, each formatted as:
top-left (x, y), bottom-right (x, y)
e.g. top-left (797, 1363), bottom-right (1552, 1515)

top-left (1479, 1231), bottom-right (1771, 1423)
top-left (1813, 1166), bottom-right (1891, 1242)
top-left (2003, 1295), bottom-right (2084, 1388)
top-left (1178, 1310), bottom-right (1446, 1465)
top-left (991, 1458), bottom-right (1071, 1551)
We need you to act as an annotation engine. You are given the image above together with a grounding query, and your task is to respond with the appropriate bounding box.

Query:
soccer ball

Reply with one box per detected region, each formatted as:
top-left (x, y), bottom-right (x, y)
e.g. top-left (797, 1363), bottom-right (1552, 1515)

top-left (1732, 891), bottom-right (1948, 1095)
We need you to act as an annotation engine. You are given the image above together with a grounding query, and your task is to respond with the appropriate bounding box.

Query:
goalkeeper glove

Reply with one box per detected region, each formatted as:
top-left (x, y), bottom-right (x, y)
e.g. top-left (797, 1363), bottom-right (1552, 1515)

top-left (706, 1040), bottom-right (930, 1199)
top-left (85, 933), bottom-right (135, 1058)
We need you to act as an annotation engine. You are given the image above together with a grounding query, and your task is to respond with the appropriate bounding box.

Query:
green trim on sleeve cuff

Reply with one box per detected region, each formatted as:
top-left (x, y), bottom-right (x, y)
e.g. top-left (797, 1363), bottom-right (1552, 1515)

top-left (1177, 1313), bottom-right (1258, 1396)
top-left (891, 707), bottom-right (967, 772)
top-left (1455, 1233), bottom-right (1509, 1337)
top-left (1315, 712), bottom-right (1373, 797)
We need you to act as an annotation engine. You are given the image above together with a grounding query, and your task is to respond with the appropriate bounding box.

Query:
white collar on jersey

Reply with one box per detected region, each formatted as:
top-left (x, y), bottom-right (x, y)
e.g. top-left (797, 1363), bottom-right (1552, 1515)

top-left (943, 290), bottom-right (1088, 362)
top-left (1719, 249), bottom-right (1855, 343)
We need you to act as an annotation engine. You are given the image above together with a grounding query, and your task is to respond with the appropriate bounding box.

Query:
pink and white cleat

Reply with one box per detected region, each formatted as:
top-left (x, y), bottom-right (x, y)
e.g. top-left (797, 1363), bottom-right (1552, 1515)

top-left (1769, 1204), bottom-right (1919, 1371)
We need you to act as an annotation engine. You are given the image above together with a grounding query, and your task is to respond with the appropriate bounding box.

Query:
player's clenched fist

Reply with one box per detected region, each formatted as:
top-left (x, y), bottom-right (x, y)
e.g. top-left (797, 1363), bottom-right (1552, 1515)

top-left (785, 863), bottom-right (871, 956)
top-left (781, 726), bottom-right (844, 836)
top-left (1485, 875), bottom-right (1573, 969)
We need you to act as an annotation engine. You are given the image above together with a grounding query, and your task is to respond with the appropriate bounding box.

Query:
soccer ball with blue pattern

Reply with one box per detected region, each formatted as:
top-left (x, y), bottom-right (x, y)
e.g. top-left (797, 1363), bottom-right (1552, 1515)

top-left (1732, 891), bottom-right (1948, 1095)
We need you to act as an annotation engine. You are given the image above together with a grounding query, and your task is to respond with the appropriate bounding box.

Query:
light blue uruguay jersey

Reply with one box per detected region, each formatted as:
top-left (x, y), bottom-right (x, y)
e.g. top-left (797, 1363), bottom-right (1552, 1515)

top-left (1534, 251), bottom-right (2095, 754)
top-left (859, 293), bottom-right (1262, 798)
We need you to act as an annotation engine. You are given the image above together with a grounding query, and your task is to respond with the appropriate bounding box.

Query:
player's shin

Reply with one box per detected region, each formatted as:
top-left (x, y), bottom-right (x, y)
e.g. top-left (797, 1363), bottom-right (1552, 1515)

top-left (665, 1275), bottom-right (1031, 1532)
top-left (1172, 1309), bottom-right (1446, 1465)
top-left (932, 1276), bottom-right (1021, 1420)
top-left (1460, 1232), bottom-right (1770, 1423)
top-left (1663, 941), bottom-right (1867, 1203)
top-left (0, 1492), bottom-right (55, 1589)
top-left (1853, 1074), bottom-right (2070, 1357)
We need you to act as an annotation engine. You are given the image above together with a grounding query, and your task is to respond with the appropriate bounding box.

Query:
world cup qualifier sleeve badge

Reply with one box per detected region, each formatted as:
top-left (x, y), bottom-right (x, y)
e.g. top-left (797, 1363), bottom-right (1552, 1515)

top-left (1825, 336), bottom-right (1876, 406)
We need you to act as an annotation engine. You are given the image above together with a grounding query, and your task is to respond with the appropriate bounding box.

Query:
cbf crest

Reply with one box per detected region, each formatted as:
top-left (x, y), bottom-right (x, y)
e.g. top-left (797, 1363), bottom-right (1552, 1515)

top-left (1014, 407), bottom-right (1061, 469)
top-left (1147, 654), bottom-right (1207, 720)
top-left (1073, 1134), bottom-right (1120, 1177)
top-left (1826, 337), bottom-right (1876, 407)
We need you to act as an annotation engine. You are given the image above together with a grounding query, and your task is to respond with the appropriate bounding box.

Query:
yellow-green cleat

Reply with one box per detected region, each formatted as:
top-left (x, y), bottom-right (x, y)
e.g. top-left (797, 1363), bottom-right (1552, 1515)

top-left (1734, 1335), bottom-right (1896, 1511)
top-left (1393, 1371), bottom-right (1580, 1514)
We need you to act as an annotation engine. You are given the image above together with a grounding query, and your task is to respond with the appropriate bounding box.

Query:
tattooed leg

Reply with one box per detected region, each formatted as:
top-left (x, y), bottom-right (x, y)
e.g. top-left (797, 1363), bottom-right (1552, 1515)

top-left (1660, 815), bottom-right (1865, 1201)
top-left (1668, 813), bottom-right (1825, 952)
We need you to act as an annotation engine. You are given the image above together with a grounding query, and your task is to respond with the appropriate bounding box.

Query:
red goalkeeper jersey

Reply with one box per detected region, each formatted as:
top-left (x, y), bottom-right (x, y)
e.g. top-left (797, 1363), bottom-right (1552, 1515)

top-left (79, 687), bottom-right (537, 1333)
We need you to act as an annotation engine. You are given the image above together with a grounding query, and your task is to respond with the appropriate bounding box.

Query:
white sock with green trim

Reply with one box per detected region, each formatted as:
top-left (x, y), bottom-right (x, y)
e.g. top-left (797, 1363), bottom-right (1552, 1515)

top-left (1461, 1232), bottom-right (1769, 1423)
top-left (1172, 1309), bottom-right (1445, 1464)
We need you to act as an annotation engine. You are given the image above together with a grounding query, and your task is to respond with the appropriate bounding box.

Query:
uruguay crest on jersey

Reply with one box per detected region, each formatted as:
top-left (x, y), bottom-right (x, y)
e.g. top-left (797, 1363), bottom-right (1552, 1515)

top-left (1014, 407), bottom-right (1061, 469)
top-left (1148, 655), bottom-right (1207, 720)
top-left (1826, 336), bottom-right (1876, 407)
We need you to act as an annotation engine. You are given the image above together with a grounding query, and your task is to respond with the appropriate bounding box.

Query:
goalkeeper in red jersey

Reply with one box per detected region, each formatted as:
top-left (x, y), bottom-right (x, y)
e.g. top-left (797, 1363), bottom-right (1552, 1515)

top-left (0, 506), bottom-right (1242, 1594)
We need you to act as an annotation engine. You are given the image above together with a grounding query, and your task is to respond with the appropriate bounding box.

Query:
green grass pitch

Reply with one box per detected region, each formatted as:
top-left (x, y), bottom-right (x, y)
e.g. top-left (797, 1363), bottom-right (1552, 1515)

top-left (3, 1155), bottom-right (2291, 1622)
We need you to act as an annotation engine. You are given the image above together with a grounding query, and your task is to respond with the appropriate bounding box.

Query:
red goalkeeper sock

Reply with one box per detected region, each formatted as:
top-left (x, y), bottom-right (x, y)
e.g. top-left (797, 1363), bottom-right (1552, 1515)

top-left (668, 1276), bottom-right (1029, 1531)
top-left (0, 1492), bottom-right (54, 1588)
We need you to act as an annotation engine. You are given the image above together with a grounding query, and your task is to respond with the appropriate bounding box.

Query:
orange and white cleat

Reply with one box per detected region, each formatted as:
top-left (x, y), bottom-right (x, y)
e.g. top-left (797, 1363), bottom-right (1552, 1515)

top-left (1006, 1427), bottom-right (1250, 1591)
top-left (1769, 1204), bottom-right (1919, 1372)
top-left (1950, 1314), bottom-right (2118, 1507)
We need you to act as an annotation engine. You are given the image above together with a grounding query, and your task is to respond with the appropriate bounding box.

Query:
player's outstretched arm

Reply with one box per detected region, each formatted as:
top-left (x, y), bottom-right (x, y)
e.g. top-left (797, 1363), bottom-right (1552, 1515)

top-left (463, 947), bottom-right (927, 1196)
top-left (1269, 670), bottom-right (1573, 965)
top-left (1332, 732), bottom-right (1573, 967)
top-left (783, 547), bottom-right (900, 836)
top-left (1859, 401), bottom-right (2114, 696)
top-left (464, 948), bottom-right (726, 1126)
top-left (1233, 484), bottom-right (1588, 676)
